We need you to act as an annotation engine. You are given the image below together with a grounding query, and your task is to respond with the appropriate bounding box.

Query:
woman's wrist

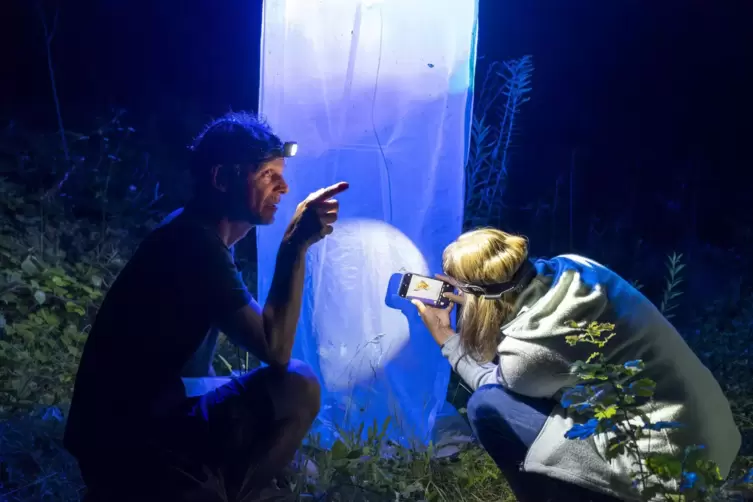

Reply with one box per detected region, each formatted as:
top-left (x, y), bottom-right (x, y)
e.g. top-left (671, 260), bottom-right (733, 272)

top-left (434, 327), bottom-right (457, 346)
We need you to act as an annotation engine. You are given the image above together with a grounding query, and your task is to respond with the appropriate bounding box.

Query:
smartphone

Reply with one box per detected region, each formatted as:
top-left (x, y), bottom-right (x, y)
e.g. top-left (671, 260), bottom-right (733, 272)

top-left (398, 273), bottom-right (454, 308)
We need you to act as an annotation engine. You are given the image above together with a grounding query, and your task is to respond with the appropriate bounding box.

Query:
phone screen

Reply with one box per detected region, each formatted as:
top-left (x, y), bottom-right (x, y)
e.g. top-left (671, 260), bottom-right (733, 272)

top-left (401, 274), bottom-right (449, 307)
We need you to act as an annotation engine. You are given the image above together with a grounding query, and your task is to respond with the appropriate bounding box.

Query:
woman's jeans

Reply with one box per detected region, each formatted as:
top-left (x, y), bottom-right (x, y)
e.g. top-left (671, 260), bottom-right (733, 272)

top-left (467, 384), bottom-right (622, 502)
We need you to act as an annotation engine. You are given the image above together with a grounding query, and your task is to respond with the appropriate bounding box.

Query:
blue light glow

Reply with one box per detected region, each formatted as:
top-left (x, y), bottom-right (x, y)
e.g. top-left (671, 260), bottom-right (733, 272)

top-left (257, 0), bottom-right (478, 446)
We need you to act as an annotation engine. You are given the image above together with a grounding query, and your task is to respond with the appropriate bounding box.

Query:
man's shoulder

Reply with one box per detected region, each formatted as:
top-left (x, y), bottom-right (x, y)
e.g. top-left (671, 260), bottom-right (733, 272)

top-left (113, 215), bottom-right (226, 288)
top-left (147, 210), bottom-right (224, 252)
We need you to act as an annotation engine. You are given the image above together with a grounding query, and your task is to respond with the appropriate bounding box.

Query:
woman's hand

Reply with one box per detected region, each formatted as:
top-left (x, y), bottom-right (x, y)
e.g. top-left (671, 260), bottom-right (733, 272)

top-left (436, 273), bottom-right (465, 305)
top-left (411, 298), bottom-right (457, 346)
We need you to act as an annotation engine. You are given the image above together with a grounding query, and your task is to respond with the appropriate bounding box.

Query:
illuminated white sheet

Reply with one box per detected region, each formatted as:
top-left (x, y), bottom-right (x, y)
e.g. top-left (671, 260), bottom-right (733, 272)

top-left (257, 0), bottom-right (478, 446)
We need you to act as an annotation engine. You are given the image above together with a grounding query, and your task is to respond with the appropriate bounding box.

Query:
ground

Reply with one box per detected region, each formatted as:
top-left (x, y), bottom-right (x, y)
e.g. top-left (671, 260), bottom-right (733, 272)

top-left (1, 305), bottom-right (751, 502)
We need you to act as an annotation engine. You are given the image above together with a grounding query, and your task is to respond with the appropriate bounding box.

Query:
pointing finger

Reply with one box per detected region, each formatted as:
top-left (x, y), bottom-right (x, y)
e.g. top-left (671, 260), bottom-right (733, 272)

top-left (311, 182), bottom-right (349, 202)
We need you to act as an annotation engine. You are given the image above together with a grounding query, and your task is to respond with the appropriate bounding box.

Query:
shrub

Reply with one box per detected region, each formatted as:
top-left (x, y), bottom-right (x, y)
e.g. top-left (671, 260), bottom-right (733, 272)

top-left (0, 178), bottom-right (112, 415)
top-left (0, 114), bottom-right (181, 415)
top-left (561, 321), bottom-right (753, 501)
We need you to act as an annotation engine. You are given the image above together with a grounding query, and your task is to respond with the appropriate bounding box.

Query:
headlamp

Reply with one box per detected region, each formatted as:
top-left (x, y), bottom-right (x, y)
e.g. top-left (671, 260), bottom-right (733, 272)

top-left (282, 142), bottom-right (298, 158)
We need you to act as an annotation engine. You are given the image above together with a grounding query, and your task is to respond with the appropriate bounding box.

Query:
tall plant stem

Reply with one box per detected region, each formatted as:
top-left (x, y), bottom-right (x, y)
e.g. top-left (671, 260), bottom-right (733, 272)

top-left (37, 3), bottom-right (72, 198)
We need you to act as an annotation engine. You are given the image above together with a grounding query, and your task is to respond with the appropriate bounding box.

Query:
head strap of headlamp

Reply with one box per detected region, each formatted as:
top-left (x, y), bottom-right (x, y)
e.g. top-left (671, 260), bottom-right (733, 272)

top-left (189, 140), bottom-right (298, 171)
top-left (454, 259), bottom-right (536, 299)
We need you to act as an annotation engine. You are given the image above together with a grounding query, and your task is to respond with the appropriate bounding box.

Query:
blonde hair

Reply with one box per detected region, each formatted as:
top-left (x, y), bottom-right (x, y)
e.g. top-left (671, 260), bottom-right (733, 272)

top-left (442, 228), bottom-right (529, 362)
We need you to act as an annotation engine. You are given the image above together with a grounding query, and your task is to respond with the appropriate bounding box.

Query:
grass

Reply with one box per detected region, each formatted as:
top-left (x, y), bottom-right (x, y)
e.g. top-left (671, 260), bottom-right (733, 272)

top-left (0, 409), bottom-right (514, 502)
top-left (1, 253), bottom-right (752, 501)
top-left (0, 412), bottom-right (84, 501)
top-left (1, 310), bottom-right (751, 502)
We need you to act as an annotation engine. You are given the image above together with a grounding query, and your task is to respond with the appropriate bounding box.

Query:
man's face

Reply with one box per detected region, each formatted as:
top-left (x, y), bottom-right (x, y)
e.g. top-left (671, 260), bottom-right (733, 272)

top-left (246, 157), bottom-right (289, 225)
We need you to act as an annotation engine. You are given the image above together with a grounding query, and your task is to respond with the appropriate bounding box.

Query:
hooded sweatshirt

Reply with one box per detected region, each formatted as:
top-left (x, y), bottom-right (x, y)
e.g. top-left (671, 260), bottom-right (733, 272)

top-left (441, 254), bottom-right (741, 500)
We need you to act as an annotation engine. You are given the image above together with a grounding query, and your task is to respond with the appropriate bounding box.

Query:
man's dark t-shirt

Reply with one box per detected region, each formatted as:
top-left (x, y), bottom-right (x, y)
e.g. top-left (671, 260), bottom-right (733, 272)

top-left (64, 210), bottom-right (252, 459)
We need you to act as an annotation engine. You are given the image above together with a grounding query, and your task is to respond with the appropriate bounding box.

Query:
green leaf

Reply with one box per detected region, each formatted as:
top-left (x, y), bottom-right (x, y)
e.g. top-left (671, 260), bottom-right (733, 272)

top-left (595, 405), bottom-right (618, 420)
top-left (64, 302), bottom-right (86, 316)
top-left (631, 378), bottom-right (656, 397)
top-left (34, 290), bottom-right (46, 305)
top-left (381, 415), bottom-right (392, 435)
top-left (586, 351), bottom-right (602, 363)
top-left (331, 439), bottom-right (349, 460)
top-left (21, 256), bottom-right (39, 275)
top-left (215, 354), bottom-right (233, 373)
top-left (565, 335), bottom-right (580, 346)
top-left (606, 437), bottom-right (627, 460)
top-left (645, 453), bottom-right (683, 480)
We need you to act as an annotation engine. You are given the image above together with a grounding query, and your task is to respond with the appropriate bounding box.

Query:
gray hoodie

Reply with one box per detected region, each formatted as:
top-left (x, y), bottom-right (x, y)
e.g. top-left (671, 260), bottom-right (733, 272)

top-left (441, 254), bottom-right (741, 500)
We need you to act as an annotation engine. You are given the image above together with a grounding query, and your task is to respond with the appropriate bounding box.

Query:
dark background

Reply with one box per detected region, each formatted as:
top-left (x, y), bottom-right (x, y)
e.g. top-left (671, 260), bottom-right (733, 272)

top-left (2, 3), bottom-right (753, 498)
top-left (2, 0), bottom-right (752, 249)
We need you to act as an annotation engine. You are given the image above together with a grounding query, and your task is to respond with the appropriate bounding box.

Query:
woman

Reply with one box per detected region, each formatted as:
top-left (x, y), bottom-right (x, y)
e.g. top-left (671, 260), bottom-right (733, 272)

top-left (412, 228), bottom-right (740, 502)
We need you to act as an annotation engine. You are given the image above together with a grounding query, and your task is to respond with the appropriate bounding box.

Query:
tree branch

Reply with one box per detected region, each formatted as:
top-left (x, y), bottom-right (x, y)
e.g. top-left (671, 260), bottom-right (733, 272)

top-left (37, 2), bottom-right (72, 199)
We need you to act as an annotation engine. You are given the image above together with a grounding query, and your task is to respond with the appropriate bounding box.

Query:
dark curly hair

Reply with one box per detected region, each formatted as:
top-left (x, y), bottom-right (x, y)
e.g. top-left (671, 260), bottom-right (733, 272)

top-left (189, 111), bottom-right (284, 184)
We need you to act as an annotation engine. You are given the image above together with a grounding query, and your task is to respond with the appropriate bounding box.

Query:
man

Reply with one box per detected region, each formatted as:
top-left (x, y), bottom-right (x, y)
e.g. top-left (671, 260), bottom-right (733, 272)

top-left (64, 111), bottom-right (349, 501)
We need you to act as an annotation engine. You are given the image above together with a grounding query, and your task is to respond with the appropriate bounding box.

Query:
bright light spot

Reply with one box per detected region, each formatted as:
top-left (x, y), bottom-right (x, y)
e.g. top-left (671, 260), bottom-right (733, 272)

top-left (307, 218), bottom-right (429, 390)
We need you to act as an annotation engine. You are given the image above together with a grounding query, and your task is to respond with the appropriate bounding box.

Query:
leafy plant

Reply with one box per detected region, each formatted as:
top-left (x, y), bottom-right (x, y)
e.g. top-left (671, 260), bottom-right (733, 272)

top-left (660, 252), bottom-right (685, 320)
top-left (277, 417), bottom-right (512, 502)
top-left (0, 108), bottom-right (194, 414)
top-left (464, 55), bottom-right (534, 229)
top-left (561, 321), bottom-right (753, 501)
top-left (0, 180), bottom-right (116, 415)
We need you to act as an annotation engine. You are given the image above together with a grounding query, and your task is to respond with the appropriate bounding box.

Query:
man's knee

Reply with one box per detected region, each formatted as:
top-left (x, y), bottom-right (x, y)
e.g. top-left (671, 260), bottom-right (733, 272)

top-left (268, 359), bottom-right (321, 422)
top-left (284, 359), bottom-right (321, 412)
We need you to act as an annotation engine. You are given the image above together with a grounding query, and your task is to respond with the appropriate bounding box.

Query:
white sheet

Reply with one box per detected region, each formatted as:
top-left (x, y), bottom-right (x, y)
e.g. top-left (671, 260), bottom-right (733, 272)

top-left (257, 0), bottom-right (478, 446)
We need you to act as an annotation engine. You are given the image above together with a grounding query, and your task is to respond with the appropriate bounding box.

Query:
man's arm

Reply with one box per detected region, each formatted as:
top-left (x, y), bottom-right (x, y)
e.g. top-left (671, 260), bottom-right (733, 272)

top-left (217, 182), bottom-right (348, 368)
top-left (261, 240), bottom-right (307, 366)
top-left (217, 241), bottom-right (306, 368)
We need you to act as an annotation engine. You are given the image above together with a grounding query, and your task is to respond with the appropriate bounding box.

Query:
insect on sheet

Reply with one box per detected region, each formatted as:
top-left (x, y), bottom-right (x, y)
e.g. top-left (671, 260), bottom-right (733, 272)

top-left (256, 0), bottom-right (478, 446)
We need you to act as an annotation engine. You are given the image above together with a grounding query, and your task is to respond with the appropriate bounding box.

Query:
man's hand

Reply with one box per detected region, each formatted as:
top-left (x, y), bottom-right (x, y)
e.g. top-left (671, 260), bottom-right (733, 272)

top-left (411, 298), bottom-right (457, 346)
top-left (283, 182), bottom-right (349, 249)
